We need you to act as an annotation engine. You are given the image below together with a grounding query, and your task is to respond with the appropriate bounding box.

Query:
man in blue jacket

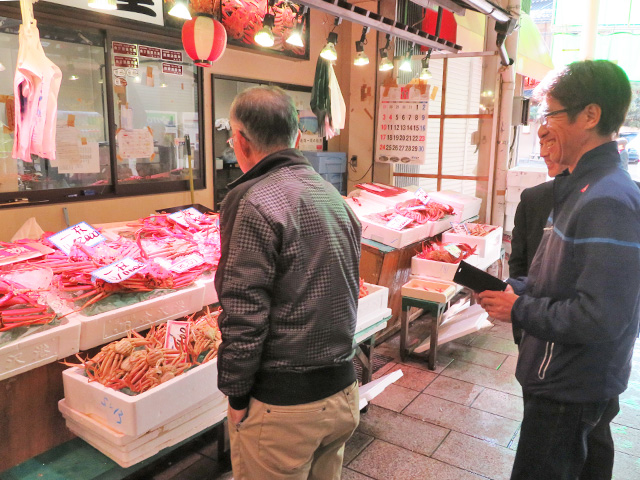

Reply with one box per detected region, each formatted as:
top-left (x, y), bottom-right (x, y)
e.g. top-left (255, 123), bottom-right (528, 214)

top-left (479, 60), bottom-right (639, 479)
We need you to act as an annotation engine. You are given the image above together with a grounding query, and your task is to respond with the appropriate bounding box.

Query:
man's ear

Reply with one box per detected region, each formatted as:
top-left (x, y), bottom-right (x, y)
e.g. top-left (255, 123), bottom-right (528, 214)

top-left (583, 103), bottom-right (602, 131)
top-left (295, 129), bottom-right (302, 149)
top-left (238, 132), bottom-right (253, 159)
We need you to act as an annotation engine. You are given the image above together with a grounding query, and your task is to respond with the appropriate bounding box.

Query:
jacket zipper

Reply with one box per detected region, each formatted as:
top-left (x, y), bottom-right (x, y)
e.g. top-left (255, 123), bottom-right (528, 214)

top-left (537, 342), bottom-right (554, 380)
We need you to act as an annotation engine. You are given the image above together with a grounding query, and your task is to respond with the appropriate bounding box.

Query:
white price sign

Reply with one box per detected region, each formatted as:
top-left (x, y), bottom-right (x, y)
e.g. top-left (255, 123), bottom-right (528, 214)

top-left (386, 214), bottom-right (414, 231)
top-left (91, 257), bottom-right (145, 284)
top-left (164, 320), bottom-right (191, 353)
top-left (444, 244), bottom-right (462, 259)
top-left (414, 188), bottom-right (430, 205)
top-left (169, 208), bottom-right (205, 228)
top-left (170, 253), bottom-right (205, 273)
top-left (49, 222), bottom-right (106, 256)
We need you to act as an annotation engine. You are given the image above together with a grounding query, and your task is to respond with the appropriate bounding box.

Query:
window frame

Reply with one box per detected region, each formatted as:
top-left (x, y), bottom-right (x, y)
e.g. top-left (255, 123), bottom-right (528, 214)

top-left (0, 2), bottom-right (206, 207)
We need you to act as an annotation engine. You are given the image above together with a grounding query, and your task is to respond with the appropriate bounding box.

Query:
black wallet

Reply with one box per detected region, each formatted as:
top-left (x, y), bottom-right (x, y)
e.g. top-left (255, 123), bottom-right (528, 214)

top-left (453, 260), bottom-right (508, 292)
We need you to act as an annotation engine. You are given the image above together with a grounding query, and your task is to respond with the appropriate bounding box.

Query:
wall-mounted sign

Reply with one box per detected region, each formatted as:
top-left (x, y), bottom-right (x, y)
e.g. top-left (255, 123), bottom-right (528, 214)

top-left (139, 45), bottom-right (162, 59)
top-left (161, 49), bottom-right (182, 62)
top-left (375, 85), bottom-right (430, 165)
top-left (46, 0), bottom-right (164, 26)
top-left (113, 41), bottom-right (138, 56)
top-left (162, 63), bottom-right (183, 76)
top-left (114, 55), bottom-right (139, 68)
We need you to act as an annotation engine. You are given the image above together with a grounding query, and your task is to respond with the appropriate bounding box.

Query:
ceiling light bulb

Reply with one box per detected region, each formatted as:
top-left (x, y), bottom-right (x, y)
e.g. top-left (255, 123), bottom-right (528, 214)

top-left (255, 14), bottom-right (275, 47)
top-left (399, 53), bottom-right (412, 72)
top-left (420, 67), bottom-right (432, 80)
top-left (168, 1), bottom-right (191, 20)
top-left (320, 42), bottom-right (337, 61)
top-left (379, 56), bottom-right (394, 71)
top-left (0, 62), bottom-right (5, 72)
top-left (286, 22), bottom-right (304, 47)
top-left (69, 74), bottom-right (79, 81)
top-left (88, 0), bottom-right (117, 11)
top-left (354, 51), bottom-right (369, 66)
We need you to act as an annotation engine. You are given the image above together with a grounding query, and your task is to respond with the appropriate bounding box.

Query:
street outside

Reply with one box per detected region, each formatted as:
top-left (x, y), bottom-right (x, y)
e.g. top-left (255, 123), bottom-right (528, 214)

top-left (627, 161), bottom-right (640, 183)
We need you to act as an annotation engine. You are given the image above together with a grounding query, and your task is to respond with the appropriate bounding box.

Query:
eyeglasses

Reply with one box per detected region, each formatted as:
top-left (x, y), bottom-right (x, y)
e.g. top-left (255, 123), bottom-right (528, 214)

top-left (537, 105), bottom-right (585, 126)
top-left (227, 130), bottom-right (250, 148)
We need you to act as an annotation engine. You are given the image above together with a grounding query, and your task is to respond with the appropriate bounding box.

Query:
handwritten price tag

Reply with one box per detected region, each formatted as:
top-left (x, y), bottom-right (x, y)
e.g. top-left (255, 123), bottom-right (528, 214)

top-left (168, 207), bottom-right (205, 227)
top-left (49, 222), bottom-right (106, 255)
top-left (91, 257), bottom-right (145, 283)
top-left (414, 188), bottom-right (430, 205)
top-left (170, 253), bottom-right (205, 273)
top-left (164, 320), bottom-right (190, 354)
top-left (0, 244), bottom-right (37, 259)
top-left (386, 214), bottom-right (414, 231)
top-left (444, 244), bottom-right (462, 259)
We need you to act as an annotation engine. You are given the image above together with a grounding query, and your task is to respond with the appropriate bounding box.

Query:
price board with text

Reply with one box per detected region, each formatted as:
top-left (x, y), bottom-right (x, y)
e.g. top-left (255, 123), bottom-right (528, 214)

top-left (375, 85), bottom-right (430, 165)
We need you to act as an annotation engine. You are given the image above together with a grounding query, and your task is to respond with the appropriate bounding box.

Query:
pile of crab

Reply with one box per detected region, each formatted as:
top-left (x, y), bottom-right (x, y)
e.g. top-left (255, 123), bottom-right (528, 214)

top-left (63, 307), bottom-right (222, 395)
top-left (0, 277), bottom-right (57, 336)
top-left (449, 223), bottom-right (498, 237)
top-left (417, 241), bottom-right (477, 264)
top-left (376, 199), bottom-right (456, 228)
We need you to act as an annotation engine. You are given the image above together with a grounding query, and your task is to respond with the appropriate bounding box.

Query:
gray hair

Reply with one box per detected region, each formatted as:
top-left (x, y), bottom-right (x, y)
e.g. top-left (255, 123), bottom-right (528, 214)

top-left (230, 86), bottom-right (299, 151)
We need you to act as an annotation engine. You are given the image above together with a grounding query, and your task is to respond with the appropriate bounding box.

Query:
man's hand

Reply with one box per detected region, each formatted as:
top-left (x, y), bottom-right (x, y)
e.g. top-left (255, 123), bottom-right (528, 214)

top-left (478, 285), bottom-right (518, 322)
top-left (229, 406), bottom-right (248, 426)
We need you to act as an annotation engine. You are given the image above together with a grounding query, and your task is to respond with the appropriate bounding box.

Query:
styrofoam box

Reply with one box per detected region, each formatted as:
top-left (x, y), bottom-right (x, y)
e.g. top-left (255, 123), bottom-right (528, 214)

top-left (62, 357), bottom-right (219, 436)
top-left (0, 316), bottom-right (81, 381)
top-left (360, 214), bottom-right (443, 249)
top-left (504, 215), bottom-right (515, 234)
top-left (358, 188), bottom-right (416, 208)
top-left (59, 391), bottom-right (226, 446)
top-left (506, 186), bottom-right (524, 203)
top-left (428, 191), bottom-right (482, 223)
top-left (356, 307), bottom-right (392, 335)
top-left (70, 281), bottom-right (205, 351)
top-left (505, 201), bottom-right (519, 217)
top-left (196, 272), bottom-right (218, 306)
top-left (411, 254), bottom-right (479, 281)
top-left (346, 195), bottom-right (389, 218)
top-left (442, 225), bottom-right (503, 260)
top-left (506, 166), bottom-right (548, 189)
top-left (401, 278), bottom-right (457, 304)
top-left (358, 283), bottom-right (388, 320)
top-left (61, 396), bottom-right (227, 468)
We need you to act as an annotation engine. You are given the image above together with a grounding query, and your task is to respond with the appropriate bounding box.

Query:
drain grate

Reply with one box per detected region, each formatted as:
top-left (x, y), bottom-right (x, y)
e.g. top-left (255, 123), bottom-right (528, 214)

top-left (353, 352), bottom-right (394, 382)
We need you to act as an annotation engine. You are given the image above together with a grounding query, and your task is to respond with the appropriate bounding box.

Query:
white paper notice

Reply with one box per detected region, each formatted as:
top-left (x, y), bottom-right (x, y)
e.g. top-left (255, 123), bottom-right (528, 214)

top-left (386, 214), bottom-right (414, 231)
top-left (58, 142), bottom-right (100, 174)
top-left (91, 257), bottom-right (145, 283)
top-left (55, 125), bottom-right (81, 171)
top-left (120, 105), bottom-right (134, 131)
top-left (117, 128), bottom-right (155, 159)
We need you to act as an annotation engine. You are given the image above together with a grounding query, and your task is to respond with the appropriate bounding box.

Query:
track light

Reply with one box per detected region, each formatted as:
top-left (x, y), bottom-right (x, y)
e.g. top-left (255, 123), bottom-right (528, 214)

top-left (378, 34), bottom-right (393, 72)
top-left (255, 14), bottom-right (275, 47)
top-left (353, 27), bottom-right (369, 66)
top-left (320, 32), bottom-right (338, 61)
top-left (420, 51), bottom-right (432, 80)
top-left (88, 0), bottom-right (116, 10)
top-left (399, 51), bottom-right (412, 72)
top-left (286, 6), bottom-right (307, 48)
top-left (168, 0), bottom-right (191, 20)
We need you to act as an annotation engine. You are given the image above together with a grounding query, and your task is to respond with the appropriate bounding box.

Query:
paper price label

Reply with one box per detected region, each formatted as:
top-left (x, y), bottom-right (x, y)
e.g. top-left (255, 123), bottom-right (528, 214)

top-left (414, 188), bottom-right (430, 205)
top-left (168, 207), bottom-right (205, 227)
top-left (0, 244), bottom-right (37, 259)
top-left (444, 244), bottom-right (462, 259)
top-left (450, 222), bottom-right (470, 234)
top-left (386, 214), bottom-right (414, 231)
top-left (91, 257), bottom-right (145, 283)
top-left (170, 253), bottom-right (205, 273)
top-left (164, 320), bottom-right (191, 354)
top-left (49, 222), bottom-right (106, 255)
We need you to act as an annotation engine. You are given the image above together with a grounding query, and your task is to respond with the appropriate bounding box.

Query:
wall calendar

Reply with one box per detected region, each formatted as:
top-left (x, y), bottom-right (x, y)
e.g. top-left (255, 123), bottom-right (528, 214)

top-left (375, 85), bottom-right (430, 165)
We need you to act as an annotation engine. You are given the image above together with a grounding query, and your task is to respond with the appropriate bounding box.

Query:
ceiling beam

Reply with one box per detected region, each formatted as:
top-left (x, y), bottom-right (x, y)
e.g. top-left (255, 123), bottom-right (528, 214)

top-left (410, 0), bottom-right (467, 16)
top-left (296, 0), bottom-right (462, 53)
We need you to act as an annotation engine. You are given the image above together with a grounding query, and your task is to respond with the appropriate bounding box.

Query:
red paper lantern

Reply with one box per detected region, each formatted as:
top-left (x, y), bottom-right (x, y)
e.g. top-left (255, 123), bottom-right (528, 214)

top-left (182, 15), bottom-right (227, 67)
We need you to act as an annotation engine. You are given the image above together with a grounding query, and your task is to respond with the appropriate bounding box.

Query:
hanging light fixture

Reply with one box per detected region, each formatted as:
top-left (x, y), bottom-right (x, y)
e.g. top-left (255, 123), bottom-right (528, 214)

top-left (378, 34), bottom-right (393, 72)
top-left (255, 0), bottom-right (276, 48)
top-left (286, 6), bottom-right (307, 48)
top-left (88, 0), bottom-right (116, 10)
top-left (0, 62), bottom-right (5, 72)
top-left (168, 0), bottom-right (192, 20)
top-left (420, 50), bottom-right (432, 80)
top-left (399, 51), bottom-right (413, 72)
top-left (320, 32), bottom-right (338, 61)
top-left (353, 26), bottom-right (369, 66)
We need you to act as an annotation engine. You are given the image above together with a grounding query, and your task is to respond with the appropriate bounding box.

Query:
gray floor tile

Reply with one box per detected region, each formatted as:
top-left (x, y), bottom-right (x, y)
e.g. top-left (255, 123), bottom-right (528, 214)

top-left (348, 439), bottom-right (485, 480)
top-left (471, 388), bottom-right (524, 421)
top-left (617, 396), bottom-right (640, 430)
top-left (344, 431), bottom-right (374, 465)
top-left (442, 359), bottom-right (522, 396)
top-left (357, 405), bottom-right (449, 456)
top-left (485, 322), bottom-right (516, 341)
top-left (439, 341), bottom-right (509, 369)
top-left (612, 423), bottom-right (640, 456)
top-left (369, 383), bottom-right (420, 412)
top-left (403, 393), bottom-right (520, 446)
top-left (469, 334), bottom-right (520, 356)
top-left (342, 467), bottom-right (376, 479)
top-left (498, 355), bottom-right (518, 374)
top-left (612, 450), bottom-right (640, 479)
top-left (424, 375), bottom-right (484, 406)
top-left (433, 430), bottom-right (516, 480)
top-left (383, 363), bottom-right (437, 391)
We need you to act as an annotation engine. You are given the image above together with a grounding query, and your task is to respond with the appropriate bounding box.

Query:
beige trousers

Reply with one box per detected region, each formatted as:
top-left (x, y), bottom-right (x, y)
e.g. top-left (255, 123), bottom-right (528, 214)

top-left (228, 381), bottom-right (360, 480)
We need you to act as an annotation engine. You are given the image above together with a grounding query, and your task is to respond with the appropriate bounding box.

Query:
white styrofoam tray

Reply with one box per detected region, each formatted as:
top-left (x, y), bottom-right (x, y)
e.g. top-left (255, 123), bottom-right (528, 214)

top-left (356, 307), bottom-right (392, 336)
top-left (0, 316), bottom-right (81, 382)
top-left (63, 398), bottom-right (226, 468)
top-left (358, 188), bottom-right (416, 208)
top-left (506, 166), bottom-right (548, 189)
top-left (428, 191), bottom-right (482, 223)
top-left (62, 357), bottom-right (219, 436)
top-left (360, 213), bottom-right (450, 249)
top-left (58, 392), bottom-right (227, 447)
top-left (196, 272), bottom-right (218, 306)
top-left (411, 254), bottom-right (479, 281)
top-left (69, 281), bottom-right (205, 351)
top-left (442, 225), bottom-right (503, 260)
top-left (359, 369), bottom-right (403, 410)
top-left (358, 283), bottom-right (388, 320)
top-left (401, 278), bottom-right (457, 304)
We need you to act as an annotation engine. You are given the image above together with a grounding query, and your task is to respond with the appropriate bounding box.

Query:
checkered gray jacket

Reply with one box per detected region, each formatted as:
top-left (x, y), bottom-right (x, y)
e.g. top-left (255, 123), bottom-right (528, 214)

top-left (215, 149), bottom-right (362, 405)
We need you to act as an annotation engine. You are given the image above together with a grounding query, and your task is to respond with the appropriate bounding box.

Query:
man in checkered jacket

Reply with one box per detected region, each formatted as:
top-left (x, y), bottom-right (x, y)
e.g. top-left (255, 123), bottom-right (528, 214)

top-left (214, 85), bottom-right (362, 480)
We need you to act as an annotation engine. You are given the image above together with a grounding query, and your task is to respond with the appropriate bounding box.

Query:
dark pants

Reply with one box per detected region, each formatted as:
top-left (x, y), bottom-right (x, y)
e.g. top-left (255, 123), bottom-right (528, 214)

top-left (511, 394), bottom-right (620, 480)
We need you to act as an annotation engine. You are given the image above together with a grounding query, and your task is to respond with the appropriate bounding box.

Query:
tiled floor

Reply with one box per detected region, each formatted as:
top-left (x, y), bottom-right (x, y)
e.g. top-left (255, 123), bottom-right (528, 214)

top-left (128, 316), bottom-right (640, 480)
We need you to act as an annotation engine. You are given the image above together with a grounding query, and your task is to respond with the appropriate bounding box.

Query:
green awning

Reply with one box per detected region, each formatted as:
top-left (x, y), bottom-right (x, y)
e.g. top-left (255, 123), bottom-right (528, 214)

top-left (516, 12), bottom-right (555, 80)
